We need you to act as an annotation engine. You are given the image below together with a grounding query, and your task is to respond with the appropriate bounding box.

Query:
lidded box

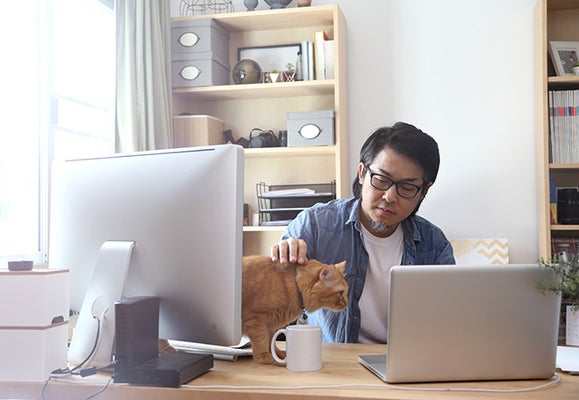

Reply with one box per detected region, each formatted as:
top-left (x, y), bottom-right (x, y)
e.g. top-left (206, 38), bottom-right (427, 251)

top-left (172, 51), bottom-right (230, 88)
top-left (286, 110), bottom-right (335, 147)
top-left (171, 19), bottom-right (230, 63)
top-left (171, 19), bottom-right (230, 88)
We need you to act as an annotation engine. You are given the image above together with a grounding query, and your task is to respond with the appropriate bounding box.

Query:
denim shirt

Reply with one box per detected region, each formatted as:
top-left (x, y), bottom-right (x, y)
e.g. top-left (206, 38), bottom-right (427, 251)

top-left (281, 197), bottom-right (455, 343)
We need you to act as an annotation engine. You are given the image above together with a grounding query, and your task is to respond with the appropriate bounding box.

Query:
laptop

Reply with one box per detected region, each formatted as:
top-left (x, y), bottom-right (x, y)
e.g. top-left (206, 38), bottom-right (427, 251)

top-left (358, 264), bottom-right (560, 383)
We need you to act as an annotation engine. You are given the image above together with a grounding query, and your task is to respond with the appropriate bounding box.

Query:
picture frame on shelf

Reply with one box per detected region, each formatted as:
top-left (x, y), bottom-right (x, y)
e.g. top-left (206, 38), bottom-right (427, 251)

top-left (238, 44), bottom-right (300, 76)
top-left (548, 41), bottom-right (579, 76)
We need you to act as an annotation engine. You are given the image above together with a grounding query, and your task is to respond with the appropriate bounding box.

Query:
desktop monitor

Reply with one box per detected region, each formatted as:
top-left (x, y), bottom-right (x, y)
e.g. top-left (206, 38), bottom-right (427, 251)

top-left (48, 144), bottom-right (244, 366)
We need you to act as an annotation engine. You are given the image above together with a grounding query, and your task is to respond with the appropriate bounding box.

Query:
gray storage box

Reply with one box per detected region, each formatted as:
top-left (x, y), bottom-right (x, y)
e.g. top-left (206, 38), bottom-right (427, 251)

top-left (172, 52), bottom-right (230, 88)
top-left (171, 19), bottom-right (229, 66)
top-left (286, 110), bottom-right (335, 147)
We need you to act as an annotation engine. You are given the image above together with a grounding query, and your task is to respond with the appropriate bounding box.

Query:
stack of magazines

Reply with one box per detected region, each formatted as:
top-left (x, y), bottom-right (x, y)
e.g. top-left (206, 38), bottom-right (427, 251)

top-left (548, 89), bottom-right (579, 163)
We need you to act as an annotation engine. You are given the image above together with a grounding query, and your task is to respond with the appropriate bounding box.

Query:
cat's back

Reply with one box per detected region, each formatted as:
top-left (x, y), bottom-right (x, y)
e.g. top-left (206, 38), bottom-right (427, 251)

top-left (242, 255), bottom-right (297, 300)
top-left (242, 255), bottom-right (295, 280)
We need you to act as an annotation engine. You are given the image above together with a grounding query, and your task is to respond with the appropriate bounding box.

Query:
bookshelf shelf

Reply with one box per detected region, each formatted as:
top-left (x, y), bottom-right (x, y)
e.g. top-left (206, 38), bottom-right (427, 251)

top-left (547, 76), bottom-right (579, 84)
top-left (173, 79), bottom-right (335, 100)
top-left (552, 225), bottom-right (579, 232)
top-left (549, 164), bottom-right (579, 171)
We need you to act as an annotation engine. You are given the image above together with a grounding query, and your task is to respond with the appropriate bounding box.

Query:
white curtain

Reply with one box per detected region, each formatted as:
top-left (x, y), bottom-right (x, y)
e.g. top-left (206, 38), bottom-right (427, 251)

top-left (115, 0), bottom-right (173, 152)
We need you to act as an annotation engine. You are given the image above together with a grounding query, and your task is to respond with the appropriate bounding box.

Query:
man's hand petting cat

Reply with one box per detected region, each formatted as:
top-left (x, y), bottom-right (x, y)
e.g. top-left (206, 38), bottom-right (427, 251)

top-left (271, 237), bottom-right (308, 265)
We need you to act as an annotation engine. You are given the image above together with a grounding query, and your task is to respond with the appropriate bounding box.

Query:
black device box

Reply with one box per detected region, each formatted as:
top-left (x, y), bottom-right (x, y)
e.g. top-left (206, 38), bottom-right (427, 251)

top-left (557, 187), bottom-right (579, 225)
top-left (114, 296), bottom-right (161, 383)
top-left (127, 352), bottom-right (214, 387)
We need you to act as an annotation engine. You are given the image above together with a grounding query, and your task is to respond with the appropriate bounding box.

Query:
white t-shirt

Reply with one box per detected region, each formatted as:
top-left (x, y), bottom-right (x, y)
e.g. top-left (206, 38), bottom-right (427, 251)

top-left (358, 224), bottom-right (404, 344)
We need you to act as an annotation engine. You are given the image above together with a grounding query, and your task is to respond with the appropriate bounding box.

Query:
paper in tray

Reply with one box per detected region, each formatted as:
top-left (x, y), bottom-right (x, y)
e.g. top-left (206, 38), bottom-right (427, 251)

top-left (260, 188), bottom-right (315, 198)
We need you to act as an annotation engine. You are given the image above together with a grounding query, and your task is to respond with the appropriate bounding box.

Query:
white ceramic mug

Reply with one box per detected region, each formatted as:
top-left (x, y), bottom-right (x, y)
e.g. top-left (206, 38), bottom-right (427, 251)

top-left (271, 325), bottom-right (322, 371)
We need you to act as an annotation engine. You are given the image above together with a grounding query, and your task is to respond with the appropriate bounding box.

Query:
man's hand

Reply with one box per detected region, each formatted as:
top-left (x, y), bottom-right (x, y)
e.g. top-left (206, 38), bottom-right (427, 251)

top-left (271, 237), bottom-right (308, 265)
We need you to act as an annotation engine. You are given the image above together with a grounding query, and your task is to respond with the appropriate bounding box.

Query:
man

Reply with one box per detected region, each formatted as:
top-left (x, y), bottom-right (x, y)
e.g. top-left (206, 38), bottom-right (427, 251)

top-left (271, 122), bottom-right (455, 343)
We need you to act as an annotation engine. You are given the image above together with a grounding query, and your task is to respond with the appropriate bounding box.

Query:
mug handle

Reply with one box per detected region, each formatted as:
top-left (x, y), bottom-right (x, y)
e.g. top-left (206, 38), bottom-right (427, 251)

top-left (271, 328), bottom-right (287, 365)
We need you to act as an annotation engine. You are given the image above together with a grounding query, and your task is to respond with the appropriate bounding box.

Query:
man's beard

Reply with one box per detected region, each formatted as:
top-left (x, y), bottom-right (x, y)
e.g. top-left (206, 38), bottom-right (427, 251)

top-left (365, 214), bottom-right (392, 234)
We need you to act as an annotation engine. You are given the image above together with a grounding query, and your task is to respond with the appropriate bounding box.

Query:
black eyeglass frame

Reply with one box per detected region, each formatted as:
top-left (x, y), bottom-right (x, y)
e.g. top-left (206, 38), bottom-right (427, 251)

top-left (366, 168), bottom-right (424, 199)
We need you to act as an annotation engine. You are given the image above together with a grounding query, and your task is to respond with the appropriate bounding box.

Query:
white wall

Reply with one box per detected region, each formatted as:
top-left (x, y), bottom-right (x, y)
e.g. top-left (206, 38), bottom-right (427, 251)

top-left (171, 0), bottom-right (539, 263)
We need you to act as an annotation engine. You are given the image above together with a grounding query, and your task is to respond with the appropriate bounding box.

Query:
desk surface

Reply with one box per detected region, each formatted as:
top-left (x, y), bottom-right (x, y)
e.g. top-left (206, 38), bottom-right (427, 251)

top-left (2, 343), bottom-right (578, 400)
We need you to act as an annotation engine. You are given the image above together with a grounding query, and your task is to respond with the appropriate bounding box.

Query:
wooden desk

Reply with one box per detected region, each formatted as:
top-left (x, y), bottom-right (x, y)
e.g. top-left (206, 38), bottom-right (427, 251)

top-left (2, 343), bottom-right (577, 400)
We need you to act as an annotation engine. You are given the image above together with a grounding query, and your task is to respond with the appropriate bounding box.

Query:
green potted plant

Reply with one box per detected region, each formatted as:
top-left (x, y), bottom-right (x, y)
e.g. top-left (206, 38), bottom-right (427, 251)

top-left (572, 61), bottom-right (579, 76)
top-left (269, 69), bottom-right (280, 83)
top-left (284, 62), bottom-right (295, 82)
top-left (538, 256), bottom-right (579, 345)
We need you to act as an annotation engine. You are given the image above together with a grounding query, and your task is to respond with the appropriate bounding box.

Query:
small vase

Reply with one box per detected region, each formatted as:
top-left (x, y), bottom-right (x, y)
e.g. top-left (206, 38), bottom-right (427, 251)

top-left (297, 0), bottom-right (312, 6)
top-left (264, 0), bottom-right (291, 9)
top-left (283, 70), bottom-right (295, 82)
top-left (244, 0), bottom-right (258, 11)
top-left (573, 66), bottom-right (579, 76)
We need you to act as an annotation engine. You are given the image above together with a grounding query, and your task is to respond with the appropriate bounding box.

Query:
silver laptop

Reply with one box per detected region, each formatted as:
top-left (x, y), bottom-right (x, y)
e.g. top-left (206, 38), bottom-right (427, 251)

top-left (358, 264), bottom-right (560, 383)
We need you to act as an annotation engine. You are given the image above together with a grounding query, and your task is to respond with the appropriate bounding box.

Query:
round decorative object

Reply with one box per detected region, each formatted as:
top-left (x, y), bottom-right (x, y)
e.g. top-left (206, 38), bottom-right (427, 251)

top-left (243, 0), bottom-right (258, 11)
top-left (232, 59), bottom-right (262, 84)
top-left (264, 0), bottom-right (291, 9)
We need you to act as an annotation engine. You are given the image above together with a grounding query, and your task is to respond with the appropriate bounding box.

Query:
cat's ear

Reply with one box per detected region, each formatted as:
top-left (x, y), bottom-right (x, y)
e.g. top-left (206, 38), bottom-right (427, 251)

top-left (334, 261), bottom-right (346, 274)
top-left (319, 265), bottom-right (341, 286)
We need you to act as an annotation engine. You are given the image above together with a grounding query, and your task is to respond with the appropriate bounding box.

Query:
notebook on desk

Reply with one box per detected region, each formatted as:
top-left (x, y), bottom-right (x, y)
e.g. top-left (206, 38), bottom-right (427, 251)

top-left (358, 264), bottom-right (561, 383)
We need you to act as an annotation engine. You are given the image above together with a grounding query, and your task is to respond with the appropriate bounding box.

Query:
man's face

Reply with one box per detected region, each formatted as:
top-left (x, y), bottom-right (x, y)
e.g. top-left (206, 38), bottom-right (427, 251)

top-left (358, 147), bottom-right (430, 238)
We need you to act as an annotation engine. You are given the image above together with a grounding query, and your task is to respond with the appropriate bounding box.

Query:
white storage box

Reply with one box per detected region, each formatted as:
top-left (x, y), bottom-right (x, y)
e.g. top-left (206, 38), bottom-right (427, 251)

top-left (0, 269), bottom-right (69, 327)
top-left (173, 115), bottom-right (224, 147)
top-left (286, 110), bottom-right (335, 147)
top-left (0, 269), bottom-right (69, 381)
top-left (0, 323), bottom-right (68, 382)
top-left (171, 19), bottom-right (230, 64)
top-left (172, 52), bottom-right (230, 88)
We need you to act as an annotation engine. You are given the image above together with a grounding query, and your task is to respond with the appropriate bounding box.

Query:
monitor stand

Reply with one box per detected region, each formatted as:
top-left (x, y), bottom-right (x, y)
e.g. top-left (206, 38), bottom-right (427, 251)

top-left (68, 240), bottom-right (135, 369)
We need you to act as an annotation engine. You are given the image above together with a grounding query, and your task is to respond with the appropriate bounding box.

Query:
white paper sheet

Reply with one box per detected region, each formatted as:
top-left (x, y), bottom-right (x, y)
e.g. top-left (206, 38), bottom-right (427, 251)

top-left (557, 346), bottom-right (579, 374)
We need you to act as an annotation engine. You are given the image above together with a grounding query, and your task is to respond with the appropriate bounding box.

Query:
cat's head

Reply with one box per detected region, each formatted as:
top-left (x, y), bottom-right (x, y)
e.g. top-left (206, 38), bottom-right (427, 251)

top-left (299, 260), bottom-right (348, 312)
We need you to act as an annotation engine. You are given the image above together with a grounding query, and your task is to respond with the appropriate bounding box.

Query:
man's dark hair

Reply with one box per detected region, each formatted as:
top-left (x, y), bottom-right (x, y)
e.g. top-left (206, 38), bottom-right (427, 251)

top-left (352, 122), bottom-right (440, 199)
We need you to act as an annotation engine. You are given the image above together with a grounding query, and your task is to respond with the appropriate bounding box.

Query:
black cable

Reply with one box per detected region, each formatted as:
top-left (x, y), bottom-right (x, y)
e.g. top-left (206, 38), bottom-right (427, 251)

top-left (84, 376), bottom-right (113, 400)
top-left (40, 376), bottom-right (52, 400)
top-left (69, 315), bottom-right (102, 374)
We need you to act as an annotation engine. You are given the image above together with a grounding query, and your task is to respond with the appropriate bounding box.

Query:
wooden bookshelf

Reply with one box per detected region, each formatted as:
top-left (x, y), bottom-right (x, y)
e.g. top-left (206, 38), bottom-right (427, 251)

top-left (534, 0), bottom-right (579, 259)
top-left (172, 5), bottom-right (349, 256)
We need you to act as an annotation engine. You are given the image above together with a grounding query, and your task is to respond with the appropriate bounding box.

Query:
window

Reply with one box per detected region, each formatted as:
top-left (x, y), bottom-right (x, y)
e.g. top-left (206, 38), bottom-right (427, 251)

top-left (0, 0), bottom-right (115, 265)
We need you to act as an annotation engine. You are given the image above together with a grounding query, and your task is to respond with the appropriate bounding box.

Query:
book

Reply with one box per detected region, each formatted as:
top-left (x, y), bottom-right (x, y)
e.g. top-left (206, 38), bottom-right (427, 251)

top-left (324, 39), bottom-right (335, 79)
top-left (300, 40), bottom-right (313, 80)
top-left (314, 30), bottom-right (335, 80)
top-left (314, 30), bottom-right (328, 80)
top-left (307, 40), bottom-right (314, 80)
top-left (550, 177), bottom-right (557, 224)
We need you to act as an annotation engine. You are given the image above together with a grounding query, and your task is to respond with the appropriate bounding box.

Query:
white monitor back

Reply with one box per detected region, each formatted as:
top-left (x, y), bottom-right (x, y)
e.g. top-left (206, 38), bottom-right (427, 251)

top-left (49, 145), bottom-right (244, 349)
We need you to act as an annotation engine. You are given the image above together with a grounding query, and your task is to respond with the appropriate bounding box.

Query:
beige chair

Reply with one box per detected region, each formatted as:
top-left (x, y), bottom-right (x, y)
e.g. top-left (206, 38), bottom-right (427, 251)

top-left (449, 238), bottom-right (509, 265)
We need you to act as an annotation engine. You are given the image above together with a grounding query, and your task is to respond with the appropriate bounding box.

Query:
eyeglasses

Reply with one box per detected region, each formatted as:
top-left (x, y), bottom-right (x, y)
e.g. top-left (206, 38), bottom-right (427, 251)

top-left (367, 168), bottom-right (423, 199)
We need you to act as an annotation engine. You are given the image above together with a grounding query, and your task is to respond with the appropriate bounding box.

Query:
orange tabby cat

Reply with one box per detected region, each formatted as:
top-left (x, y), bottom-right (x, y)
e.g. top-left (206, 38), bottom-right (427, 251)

top-left (242, 255), bottom-right (348, 364)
